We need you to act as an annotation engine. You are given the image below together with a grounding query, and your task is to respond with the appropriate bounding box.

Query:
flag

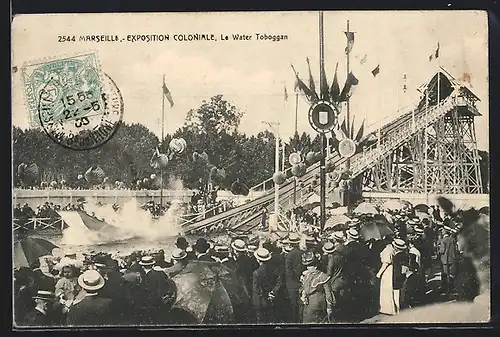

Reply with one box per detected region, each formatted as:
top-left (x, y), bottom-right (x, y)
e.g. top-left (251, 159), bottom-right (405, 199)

top-left (355, 119), bottom-right (365, 142)
top-left (338, 72), bottom-right (359, 102)
top-left (340, 119), bottom-right (348, 139)
top-left (429, 42), bottom-right (440, 61)
top-left (360, 54), bottom-right (368, 65)
top-left (344, 31), bottom-right (355, 54)
top-left (162, 80), bottom-right (174, 107)
top-left (371, 64), bottom-right (380, 77)
top-left (284, 85), bottom-right (289, 102)
top-left (330, 62), bottom-right (340, 102)
top-left (306, 57), bottom-right (318, 100)
top-left (291, 64), bottom-right (318, 103)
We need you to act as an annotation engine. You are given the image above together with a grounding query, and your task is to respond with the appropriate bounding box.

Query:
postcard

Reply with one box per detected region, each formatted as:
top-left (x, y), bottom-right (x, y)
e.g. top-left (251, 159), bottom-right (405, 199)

top-left (11, 11), bottom-right (490, 327)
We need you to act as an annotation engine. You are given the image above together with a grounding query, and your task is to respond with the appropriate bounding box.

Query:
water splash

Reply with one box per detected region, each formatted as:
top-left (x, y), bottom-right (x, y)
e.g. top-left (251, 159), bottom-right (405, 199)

top-left (60, 198), bottom-right (182, 247)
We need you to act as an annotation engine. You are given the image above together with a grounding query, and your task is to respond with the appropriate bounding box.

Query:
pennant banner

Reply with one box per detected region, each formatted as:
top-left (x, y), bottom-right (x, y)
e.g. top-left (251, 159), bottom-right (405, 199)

top-left (162, 80), bottom-right (175, 107)
top-left (344, 31), bottom-right (355, 55)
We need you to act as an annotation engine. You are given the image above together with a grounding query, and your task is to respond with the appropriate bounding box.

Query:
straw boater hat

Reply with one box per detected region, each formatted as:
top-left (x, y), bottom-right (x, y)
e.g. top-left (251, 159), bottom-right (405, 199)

top-left (171, 248), bottom-right (188, 260)
top-left (305, 236), bottom-right (317, 247)
top-left (392, 239), bottom-right (407, 252)
top-left (254, 248), bottom-right (272, 262)
top-left (33, 290), bottom-right (55, 301)
top-left (231, 239), bottom-right (247, 252)
top-left (322, 241), bottom-right (335, 254)
top-left (247, 245), bottom-right (258, 254)
top-left (139, 255), bottom-right (156, 266)
top-left (78, 270), bottom-right (105, 292)
top-left (346, 228), bottom-right (360, 241)
top-left (302, 251), bottom-right (316, 266)
top-left (414, 227), bottom-right (424, 235)
top-left (331, 231), bottom-right (345, 242)
top-left (283, 243), bottom-right (293, 253)
top-left (287, 233), bottom-right (301, 245)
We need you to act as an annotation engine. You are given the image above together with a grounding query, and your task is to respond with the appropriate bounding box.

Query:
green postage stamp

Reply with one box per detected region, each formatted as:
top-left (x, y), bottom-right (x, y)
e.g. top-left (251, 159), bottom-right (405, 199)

top-left (21, 52), bottom-right (105, 127)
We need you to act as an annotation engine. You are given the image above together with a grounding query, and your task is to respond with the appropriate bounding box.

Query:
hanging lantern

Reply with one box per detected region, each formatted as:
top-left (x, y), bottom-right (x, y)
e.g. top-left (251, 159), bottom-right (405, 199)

top-left (340, 168), bottom-right (352, 180)
top-left (17, 163), bottom-right (27, 178)
top-left (272, 172), bottom-right (286, 185)
top-left (25, 163), bottom-right (39, 181)
top-left (216, 168), bottom-right (227, 180)
top-left (169, 138), bottom-right (184, 154)
top-left (305, 151), bottom-right (316, 164)
top-left (298, 163), bottom-right (307, 177)
top-left (338, 138), bottom-right (356, 158)
top-left (291, 164), bottom-right (301, 177)
top-left (288, 152), bottom-right (302, 166)
top-left (155, 154), bottom-right (169, 169)
top-left (330, 170), bottom-right (341, 183)
top-left (199, 152), bottom-right (209, 163)
top-left (325, 161), bottom-right (336, 173)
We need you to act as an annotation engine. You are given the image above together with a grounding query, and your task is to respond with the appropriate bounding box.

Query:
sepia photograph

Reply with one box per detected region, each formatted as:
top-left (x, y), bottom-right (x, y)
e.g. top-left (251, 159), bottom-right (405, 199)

top-left (11, 10), bottom-right (490, 327)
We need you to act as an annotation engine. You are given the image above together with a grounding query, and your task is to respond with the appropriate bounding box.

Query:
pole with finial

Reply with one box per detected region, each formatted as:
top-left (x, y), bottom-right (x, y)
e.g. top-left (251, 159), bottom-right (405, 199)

top-left (160, 74), bottom-right (165, 209)
top-left (345, 20), bottom-right (351, 210)
top-left (319, 10), bottom-right (327, 235)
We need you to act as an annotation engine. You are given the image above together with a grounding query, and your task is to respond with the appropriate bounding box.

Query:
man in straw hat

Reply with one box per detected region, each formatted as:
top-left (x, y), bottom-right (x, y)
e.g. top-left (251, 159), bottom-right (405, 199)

top-left (66, 270), bottom-right (113, 326)
top-left (166, 248), bottom-right (189, 278)
top-left (230, 239), bottom-right (258, 299)
top-left (252, 248), bottom-right (283, 323)
top-left (284, 233), bottom-right (304, 323)
top-left (392, 238), bottom-right (409, 314)
top-left (23, 290), bottom-right (57, 326)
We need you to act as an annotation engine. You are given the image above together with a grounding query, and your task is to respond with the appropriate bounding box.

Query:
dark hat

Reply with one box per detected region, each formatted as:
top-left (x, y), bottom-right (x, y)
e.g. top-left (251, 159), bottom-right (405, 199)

top-left (33, 290), bottom-right (55, 301)
top-left (194, 238), bottom-right (210, 253)
top-left (302, 251), bottom-right (316, 266)
top-left (139, 255), bottom-right (156, 266)
top-left (176, 237), bottom-right (189, 250)
top-left (322, 241), bottom-right (335, 254)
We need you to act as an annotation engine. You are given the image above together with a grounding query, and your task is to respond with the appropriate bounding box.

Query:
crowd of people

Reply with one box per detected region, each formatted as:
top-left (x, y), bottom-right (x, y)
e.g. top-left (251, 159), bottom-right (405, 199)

top-left (13, 199), bottom-right (489, 326)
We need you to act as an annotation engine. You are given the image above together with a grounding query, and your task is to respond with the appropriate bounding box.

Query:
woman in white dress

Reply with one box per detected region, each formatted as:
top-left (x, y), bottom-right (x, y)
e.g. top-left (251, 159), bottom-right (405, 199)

top-left (376, 238), bottom-right (396, 315)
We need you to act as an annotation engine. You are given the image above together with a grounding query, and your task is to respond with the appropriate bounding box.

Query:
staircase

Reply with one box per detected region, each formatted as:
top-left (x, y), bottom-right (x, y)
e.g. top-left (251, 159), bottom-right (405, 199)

top-left (182, 96), bottom-right (458, 235)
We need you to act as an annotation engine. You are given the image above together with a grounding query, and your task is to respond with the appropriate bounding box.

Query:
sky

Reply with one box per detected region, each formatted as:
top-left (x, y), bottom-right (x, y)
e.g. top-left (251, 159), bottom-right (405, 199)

top-left (11, 11), bottom-right (489, 150)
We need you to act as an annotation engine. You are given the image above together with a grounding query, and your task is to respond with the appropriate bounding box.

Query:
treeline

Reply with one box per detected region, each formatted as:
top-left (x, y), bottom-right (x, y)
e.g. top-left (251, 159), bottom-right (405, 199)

top-left (13, 95), bottom-right (324, 190)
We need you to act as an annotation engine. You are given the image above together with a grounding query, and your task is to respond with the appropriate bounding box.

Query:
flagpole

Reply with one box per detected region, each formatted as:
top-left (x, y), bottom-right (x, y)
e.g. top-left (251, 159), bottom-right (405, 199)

top-left (160, 74), bottom-right (165, 209)
top-left (318, 11), bottom-right (327, 235)
top-left (293, 91), bottom-right (298, 206)
top-left (425, 87), bottom-right (429, 203)
top-left (345, 19), bottom-right (351, 210)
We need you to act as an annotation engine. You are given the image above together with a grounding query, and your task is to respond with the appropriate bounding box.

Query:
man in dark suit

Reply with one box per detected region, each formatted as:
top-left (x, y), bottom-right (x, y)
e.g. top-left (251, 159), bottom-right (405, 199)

top-left (400, 260), bottom-right (425, 309)
top-left (284, 233), bottom-right (303, 323)
top-left (66, 270), bottom-right (114, 326)
top-left (252, 248), bottom-right (283, 323)
top-left (439, 228), bottom-right (457, 294)
top-left (194, 238), bottom-right (213, 262)
top-left (176, 237), bottom-right (196, 260)
top-left (23, 290), bottom-right (56, 327)
top-left (230, 239), bottom-right (258, 299)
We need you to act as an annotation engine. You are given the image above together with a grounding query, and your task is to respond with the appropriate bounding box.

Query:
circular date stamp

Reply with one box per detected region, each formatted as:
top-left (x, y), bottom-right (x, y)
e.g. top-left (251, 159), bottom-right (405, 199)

top-left (38, 72), bottom-right (123, 150)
